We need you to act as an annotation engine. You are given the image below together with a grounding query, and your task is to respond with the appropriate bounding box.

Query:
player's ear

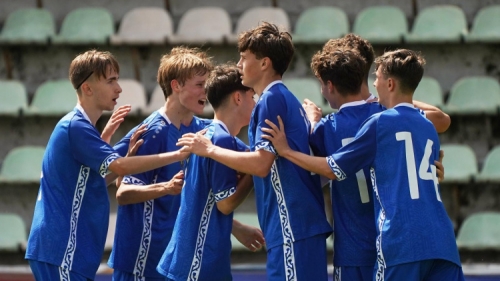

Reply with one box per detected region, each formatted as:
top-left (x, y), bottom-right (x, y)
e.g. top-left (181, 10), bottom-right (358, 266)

top-left (81, 81), bottom-right (92, 96)
top-left (326, 80), bottom-right (334, 94)
top-left (171, 79), bottom-right (180, 92)
top-left (387, 78), bottom-right (396, 92)
top-left (261, 57), bottom-right (270, 71)
top-left (234, 91), bottom-right (242, 105)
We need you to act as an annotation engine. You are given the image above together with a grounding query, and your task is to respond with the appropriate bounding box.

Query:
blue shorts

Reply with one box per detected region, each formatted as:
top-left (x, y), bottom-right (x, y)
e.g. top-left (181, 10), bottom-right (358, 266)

top-left (376, 259), bottom-right (465, 281)
top-left (28, 260), bottom-right (92, 281)
top-left (333, 265), bottom-right (372, 281)
top-left (266, 234), bottom-right (328, 281)
top-left (113, 269), bottom-right (165, 281)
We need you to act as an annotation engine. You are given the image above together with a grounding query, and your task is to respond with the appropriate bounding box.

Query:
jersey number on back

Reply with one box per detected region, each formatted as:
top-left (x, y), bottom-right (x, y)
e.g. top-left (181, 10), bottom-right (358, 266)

top-left (396, 132), bottom-right (441, 201)
top-left (342, 138), bottom-right (370, 203)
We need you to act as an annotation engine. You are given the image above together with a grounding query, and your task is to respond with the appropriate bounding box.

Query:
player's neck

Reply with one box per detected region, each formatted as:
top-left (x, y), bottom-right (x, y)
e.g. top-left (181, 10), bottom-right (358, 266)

top-left (77, 100), bottom-right (101, 126)
top-left (360, 82), bottom-right (371, 100)
top-left (213, 111), bottom-right (242, 136)
top-left (254, 73), bottom-right (282, 96)
top-left (339, 93), bottom-right (365, 107)
top-left (164, 99), bottom-right (194, 129)
top-left (386, 93), bottom-right (413, 108)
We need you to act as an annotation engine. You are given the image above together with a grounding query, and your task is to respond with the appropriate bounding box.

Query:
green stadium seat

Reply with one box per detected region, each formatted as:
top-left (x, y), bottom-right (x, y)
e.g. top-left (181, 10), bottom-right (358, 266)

top-left (457, 212), bottom-right (500, 250)
top-left (170, 7), bottom-right (232, 45)
top-left (405, 5), bottom-right (467, 43)
top-left (0, 146), bottom-right (45, 183)
top-left (413, 76), bottom-right (443, 108)
top-left (229, 7), bottom-right (290, 43)
top-left (444, 76), bottom-right (500, 115)
top-left (283, 78), bottom-right (329, 114)
top-left (110, 7), bottom-right (173, 45)
top-left (476, 146), bottom-right (500, 183)
top-left (0, 213), bottom-right (27, 252)
top-left (52, 8), bottom-right (114, 45)
top-left (232, 212), bottom-right (261, 251)
top-left (27, 80), bottom-right (76, 116)
top-left (0, 80), bottom-right (28, 116)
top-left (293, 6), bottom-right (348, 44)
top-left (0, 8), bottom-right (55, 44)
top-left (144, 85), bottom-right (165, 115)
top-left (353, 6), bottom-right (407, 44)
top-left (112, 79), bottom-right (147, 115)
top-left (465, 5), bottom-right (500, 43)
top-left (440, 144), bottom-right (478, 183)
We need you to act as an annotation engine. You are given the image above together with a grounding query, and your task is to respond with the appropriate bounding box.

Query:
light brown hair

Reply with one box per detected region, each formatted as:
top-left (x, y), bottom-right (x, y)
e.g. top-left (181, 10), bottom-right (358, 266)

top-left (374, 49), bottom-right (426, 93)
top-left (69, 50), bottom-right (119, 93)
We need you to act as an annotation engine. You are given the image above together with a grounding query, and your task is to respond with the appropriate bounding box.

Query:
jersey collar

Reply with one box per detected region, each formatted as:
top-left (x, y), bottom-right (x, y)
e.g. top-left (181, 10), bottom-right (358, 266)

top-left (75, 104), bottom-right (91, 123)
top-left (158, 106), bottom-right (172, 124)
top-left (366, 93), bottom-right (376, 101)
top-left (338, 100), bottom-right (367, 111)
top-left (212, 119), bottom-right (229, 134)
top-left (394, 103), bottom-right (415, 109)
top-left (262, 80), bottom-right (283, 94)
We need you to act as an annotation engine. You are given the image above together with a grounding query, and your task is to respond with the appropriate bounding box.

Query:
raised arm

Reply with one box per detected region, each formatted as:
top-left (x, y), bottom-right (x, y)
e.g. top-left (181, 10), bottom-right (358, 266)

top-left (413, 100), bottom-right (450, 133)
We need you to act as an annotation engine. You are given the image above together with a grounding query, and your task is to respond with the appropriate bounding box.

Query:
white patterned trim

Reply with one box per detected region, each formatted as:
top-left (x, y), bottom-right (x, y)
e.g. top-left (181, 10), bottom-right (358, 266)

top-left (255, 141), bottom-right (277, 155)
top-left (326, 156), bottom-right (346, 181)
top-left (334, 266), bottom-right (341, 281)
top-left (214, 187), bottom-right (236, 202)
top-left (133, 199), bottom-right (154, 277)
top-left (134, 274), bottom-right (145, 281)
top-left (269, 162), bottom-right (297, 280)
top-left (371, 168), bottom-right (386, 281)
top-left (59, 266), bottom-right (70, 281)
top-left (188, 190), bottom-right (216, 280)
top-left (99, 153), bottom-right (120, 177)
top-left (122, 175), bottom-right (147, 185)
top-left (61, 166), bottom-right (90, 272)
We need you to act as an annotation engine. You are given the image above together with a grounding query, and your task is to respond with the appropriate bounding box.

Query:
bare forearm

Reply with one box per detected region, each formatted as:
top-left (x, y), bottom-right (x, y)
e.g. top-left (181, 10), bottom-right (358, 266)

top-left (109, 151), bottom-right (182, 176)
top-left (281, 149), bottom-right (336, 180)
top-left (116, 182), bottom-right (172, 205)
top-left (217, 174), bottom-right (254, 214)
top-left (207, 147), bottom-right (272, 177)
top-left (413, 100), bottom-right (450, 133)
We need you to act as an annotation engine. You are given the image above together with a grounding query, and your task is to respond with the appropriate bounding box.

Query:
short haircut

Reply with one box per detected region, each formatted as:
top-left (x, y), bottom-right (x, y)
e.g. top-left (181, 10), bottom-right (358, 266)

top-left (69, 50), bottom-right (119, 92)
top-left (237, 21), bottom-right (294, 76)
top-left (157, 46), bottom-right (214, 99)
top-left (374, 49), bottom-right (426, 93)
top-left (205, 63), bottom-right (251, 110)
top-left (310, 47), bottom-right (366, 96)
top-left (323, 34), bottom-right (375, 81)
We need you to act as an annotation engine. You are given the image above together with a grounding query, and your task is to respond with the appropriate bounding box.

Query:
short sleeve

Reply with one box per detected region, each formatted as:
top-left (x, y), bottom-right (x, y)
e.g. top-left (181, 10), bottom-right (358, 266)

top-left (69, 119), bottom-right (120, 178)
top-left (253, 92), bottom-right (287, 155)
top-left (209, 134), bottom-right (238, 202)
top-left (309, 116), bottom-right (328, 157)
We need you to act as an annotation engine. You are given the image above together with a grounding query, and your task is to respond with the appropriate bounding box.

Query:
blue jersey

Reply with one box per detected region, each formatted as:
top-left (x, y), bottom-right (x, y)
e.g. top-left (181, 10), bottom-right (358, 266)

top-left (108, 109), bottom-right (210, 278)
top-left (328, 103), bottom-right (461, 268)
top-left (249, 81), bottom-right (332, 249)
top-left (26, 106), bottom-right (120, 279)
top-left (157, 121), bottom-right (238, 281)
top-left (310, 101), bottom-right (385, 267)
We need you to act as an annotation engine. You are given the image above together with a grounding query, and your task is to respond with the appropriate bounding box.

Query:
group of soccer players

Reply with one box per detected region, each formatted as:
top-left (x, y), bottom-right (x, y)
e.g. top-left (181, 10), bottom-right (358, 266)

top-left (24, 20), bottom-right (465, 281)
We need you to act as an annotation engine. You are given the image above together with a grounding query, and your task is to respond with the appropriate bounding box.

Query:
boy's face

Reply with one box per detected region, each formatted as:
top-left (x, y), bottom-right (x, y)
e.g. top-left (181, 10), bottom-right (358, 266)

top-left (87, 66), bottom-right (122, 111)
top-left (237, 50), bottom-right (263, 90)
top-left (374, 67), bottom-right (389, 107)
top-left (178, 73), bottom-right (209, 115)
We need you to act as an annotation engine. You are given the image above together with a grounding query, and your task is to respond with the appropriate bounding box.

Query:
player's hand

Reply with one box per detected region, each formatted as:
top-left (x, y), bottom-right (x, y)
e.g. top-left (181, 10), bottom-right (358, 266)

top-left (176, 130), bottom-right (213, 157)
top-left (435, 149), bottom-right (445, 182)
top-left (261, 116), bottom-right (291, 156)
top-left (101, 105), bottom-right (132, 144)
top-left (232, 220), bottom-right (265, 252)
top-left (302, 98), bottom-right (322, 124)
top-left (163, 170), bottom-right (184, 195)
top-left (127, 124), bottom-right (147, 157)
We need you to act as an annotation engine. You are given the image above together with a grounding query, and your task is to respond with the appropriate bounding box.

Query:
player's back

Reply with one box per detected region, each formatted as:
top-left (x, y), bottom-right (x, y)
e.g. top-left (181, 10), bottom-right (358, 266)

top-left (372, 104), bottom-right (460, 267)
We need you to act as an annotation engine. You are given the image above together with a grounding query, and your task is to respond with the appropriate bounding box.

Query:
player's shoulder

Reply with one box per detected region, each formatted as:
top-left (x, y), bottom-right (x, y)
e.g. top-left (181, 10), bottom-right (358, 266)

top-left (209, 123), bottom-right (235, 147)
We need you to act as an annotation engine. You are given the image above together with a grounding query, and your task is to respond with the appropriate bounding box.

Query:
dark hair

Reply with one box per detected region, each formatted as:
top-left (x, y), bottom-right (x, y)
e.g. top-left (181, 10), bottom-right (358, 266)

top-left (311, 47), bottom-right (366, 96)
top-left (374, 49), bottom-right (426, 93)
top-left (324, 34), bottom-right (375, 81)
top-left (206, 63), bottom-right (251, 110)
top-left (69, 50), bottom-right (119, 92)
top-left (237, 22), bottom-right (294, 76)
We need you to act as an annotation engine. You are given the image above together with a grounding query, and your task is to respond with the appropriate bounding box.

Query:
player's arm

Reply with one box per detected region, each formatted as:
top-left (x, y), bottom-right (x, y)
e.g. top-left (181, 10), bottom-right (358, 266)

top-left (176, 134), bottom-right (274, 178)
top-left (116, 171), bottom-right (184, 205)
top-left (231, 218), bottom-right (265, 252)
top-left (413, 100), bottom-right (450, 133)
top-left (261, 116), bottom-right (337, 180)
top-left (101, 105), bottom-right (131, 144)
top-left (302, 98), bottom-right (322, 131)
top-left (216, 173), bottom-right (254, 215)
top-left (108, 150), bottom-right (187, 177)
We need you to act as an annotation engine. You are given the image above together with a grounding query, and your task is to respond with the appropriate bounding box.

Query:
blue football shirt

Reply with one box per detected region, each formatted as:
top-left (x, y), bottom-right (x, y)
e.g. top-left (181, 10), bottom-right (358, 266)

top-left (25, 106), bottom-right (120, 279)
top-left (157, 120), bottom-right (238, 281)
top-left (328, 103), bottom-right (461, 268)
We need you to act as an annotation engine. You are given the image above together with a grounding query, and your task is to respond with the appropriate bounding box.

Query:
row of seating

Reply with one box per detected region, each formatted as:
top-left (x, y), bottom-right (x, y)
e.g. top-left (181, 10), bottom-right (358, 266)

top-left (2, 210), bottom-right (500, 253)
top-left (2, 75), bottom-right (500, 117)
top-left (1, 5), bottom-right (499, 45)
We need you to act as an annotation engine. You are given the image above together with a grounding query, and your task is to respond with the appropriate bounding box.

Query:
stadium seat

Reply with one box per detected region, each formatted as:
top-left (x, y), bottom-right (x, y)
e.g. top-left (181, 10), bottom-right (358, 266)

top-left (110, 7), bottom-right (173, 45)
top-left (444, 76), bottom-right (500, 115)
top-left (0, 146), bottom-right (45, 183)
top-left (232, 212), bottom-right (261, 251)
top-left (27, 80), bottom-right (76, 116)
top-left (283, 77), bottom-right (328, 113)
top-left (440, 144), bottom-right (478, 183)
top-left (413, 76), bottom-right (444, 108)
top-left (0, 213), bottom-right (27, 252)
top-left (353, 6), bottom-right (407, 44)
top-left (113, 79), bottom-right (147, 114)
top-left (465, 5), bottom-right (500, 43)
top-left (144, 85), bottom-right (165, 114)
top-left (170, 7), bottom-right (232, 45)
top-left (293, 6), bottom-right (348, 44)
top-left (0, 8), bottom-right (55, 44)
top-left (476, 146), bottom-right (500, 183)
top-left (0, 80), bottom-right (28, 116)
top-left (405, 5), bottom-right (467, 43)
top-left (52, 8), bottom-right (114, 44)
top-left (105, 212), bottom-right (116, 251)
top-left (457, 212), bottom-right (500, 250)
top-left (229, 7), bottom-right (290, 43)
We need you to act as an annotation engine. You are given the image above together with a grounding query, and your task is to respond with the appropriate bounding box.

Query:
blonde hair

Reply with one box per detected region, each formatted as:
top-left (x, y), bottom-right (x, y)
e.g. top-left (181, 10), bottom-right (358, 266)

top-left (69, 50), bottom-right (119, 93)
top-left (157, 47), bottom-right (214, 98)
